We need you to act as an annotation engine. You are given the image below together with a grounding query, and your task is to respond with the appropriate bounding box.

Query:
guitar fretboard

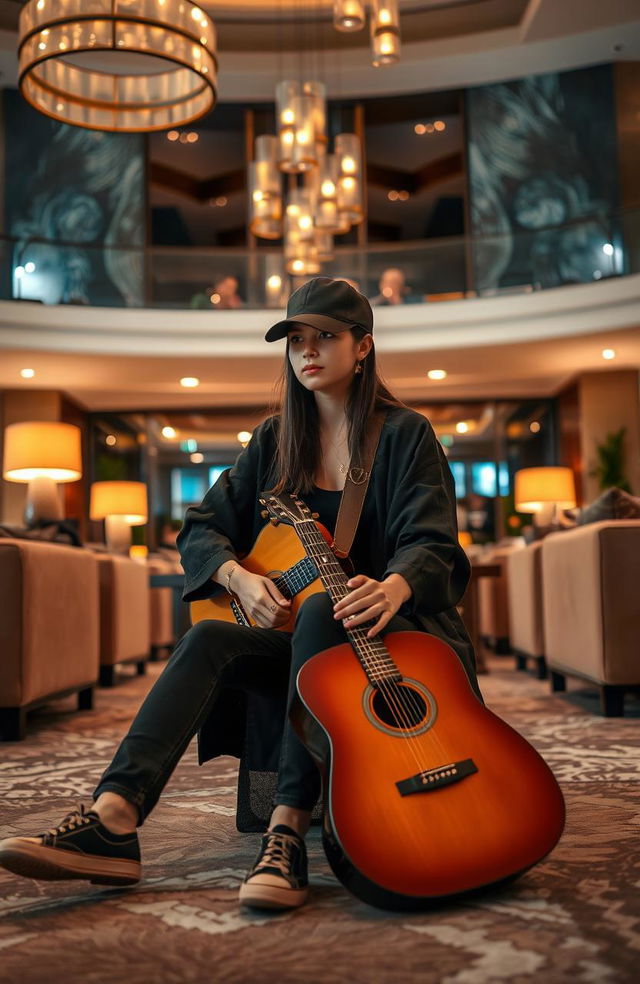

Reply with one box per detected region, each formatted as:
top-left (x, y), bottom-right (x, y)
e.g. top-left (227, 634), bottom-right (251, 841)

top-left (296, 519), bottom-right (402, 686)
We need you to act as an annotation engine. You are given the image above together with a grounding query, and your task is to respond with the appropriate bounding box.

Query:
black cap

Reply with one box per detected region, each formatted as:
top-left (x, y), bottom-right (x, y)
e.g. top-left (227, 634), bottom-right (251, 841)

top-left (265, 277), bottom-right (374, 342)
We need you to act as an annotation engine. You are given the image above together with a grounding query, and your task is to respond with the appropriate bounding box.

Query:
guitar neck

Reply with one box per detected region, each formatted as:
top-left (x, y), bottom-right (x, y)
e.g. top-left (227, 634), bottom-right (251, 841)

top-left (296, 519), bottom-right (401, 686)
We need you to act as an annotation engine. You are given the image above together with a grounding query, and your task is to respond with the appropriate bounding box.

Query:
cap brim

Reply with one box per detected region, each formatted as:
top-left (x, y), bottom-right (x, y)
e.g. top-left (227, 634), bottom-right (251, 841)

top-left (265, 313), bottom-right (360, 342)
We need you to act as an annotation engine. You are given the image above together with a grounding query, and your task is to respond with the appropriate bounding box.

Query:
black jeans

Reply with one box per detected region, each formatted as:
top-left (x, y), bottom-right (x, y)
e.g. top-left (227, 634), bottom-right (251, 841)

top-left (94, 593), bottom-right (417, 825)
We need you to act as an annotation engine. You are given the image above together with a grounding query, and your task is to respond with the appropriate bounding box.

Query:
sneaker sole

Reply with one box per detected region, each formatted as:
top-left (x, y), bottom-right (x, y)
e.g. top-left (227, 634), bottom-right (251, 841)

top-left (0, 839), bottom-right (140, 886)
top-left (238, 880), bottom-right (308, 910)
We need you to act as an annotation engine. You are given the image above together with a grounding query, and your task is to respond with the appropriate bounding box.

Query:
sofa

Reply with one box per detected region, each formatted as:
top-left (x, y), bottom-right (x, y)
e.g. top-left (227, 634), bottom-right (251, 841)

top-left (0, 539), bottom-right (100, 740)
top-left (96, 554), bottom-right (151, 686)
top-left (541, 520), bottom-right (640, 716)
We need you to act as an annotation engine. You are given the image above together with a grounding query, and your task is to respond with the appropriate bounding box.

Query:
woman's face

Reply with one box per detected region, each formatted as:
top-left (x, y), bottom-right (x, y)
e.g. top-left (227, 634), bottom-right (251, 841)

top-left (287, 324), bottom-right (371, 397)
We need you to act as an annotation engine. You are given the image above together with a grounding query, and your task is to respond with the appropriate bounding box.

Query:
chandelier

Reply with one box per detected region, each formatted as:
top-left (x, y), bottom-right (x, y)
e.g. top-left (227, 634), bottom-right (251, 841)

top-left (18, 0), bottom-right (218, 132)
top-left (249, 79), bottom-right (364, 277)
top-left (334, 0), bottom-right (401, 66)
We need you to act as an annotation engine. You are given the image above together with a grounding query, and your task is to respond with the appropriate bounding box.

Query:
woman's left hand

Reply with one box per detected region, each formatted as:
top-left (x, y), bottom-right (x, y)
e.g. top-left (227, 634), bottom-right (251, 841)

top-left (333, 573), bottom-right (412, 638)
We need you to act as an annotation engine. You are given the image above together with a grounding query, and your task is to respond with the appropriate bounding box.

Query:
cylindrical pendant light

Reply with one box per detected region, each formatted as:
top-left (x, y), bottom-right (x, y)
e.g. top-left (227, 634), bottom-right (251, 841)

top-left (315, 153), bottom-right (342, 232)
top-left (249, 135), bottom-right (282, 239)
top-left (18, 0), bottom-right (218, 132)
top-left (336, 132), bottom-right (364, 225)
top-left (370, 0), bottom-right (401, 67)
top-left (333, 1), bottom-right (365, 32)
top-left (276, 79), bottom-right (299, 172)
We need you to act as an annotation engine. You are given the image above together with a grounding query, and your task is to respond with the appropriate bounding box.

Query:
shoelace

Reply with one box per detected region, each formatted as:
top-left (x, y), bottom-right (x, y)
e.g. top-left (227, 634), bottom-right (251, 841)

top-left (255, 832), bottom-right (298, 877)
top-left (42, 804), bottom-right (95, 846)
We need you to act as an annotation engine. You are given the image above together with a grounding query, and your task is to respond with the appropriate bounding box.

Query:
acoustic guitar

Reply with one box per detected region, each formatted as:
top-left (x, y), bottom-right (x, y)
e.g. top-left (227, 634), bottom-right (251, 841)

top-left (260, 490), bottom-right (566, 911)
top-left (190, 515), bottom-right (339, 630)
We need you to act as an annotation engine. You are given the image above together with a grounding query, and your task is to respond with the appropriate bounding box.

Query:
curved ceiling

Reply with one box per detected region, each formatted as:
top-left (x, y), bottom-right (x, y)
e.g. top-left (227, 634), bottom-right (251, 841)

top-left (1, 1), bottom-right (640, 99)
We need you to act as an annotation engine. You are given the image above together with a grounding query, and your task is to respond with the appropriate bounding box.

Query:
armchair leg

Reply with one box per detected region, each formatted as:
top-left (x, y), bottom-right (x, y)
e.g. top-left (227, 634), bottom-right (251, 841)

top-left (536, 657), bottom-right (548, 680)
top-left (78, 686), bottom-right (94, 711)
top-left (601, 685), bottom-right (625, 717)
top-left (551, 671), bottom-right (566, 692)
top-left (0, 707), bottom-right (27, 741)
top-left (515, 651), bottom-right (526, 671)
top-left (99, 665), bottom-right (115, 687)
top-left (136, 660), bottom-right (146, 676)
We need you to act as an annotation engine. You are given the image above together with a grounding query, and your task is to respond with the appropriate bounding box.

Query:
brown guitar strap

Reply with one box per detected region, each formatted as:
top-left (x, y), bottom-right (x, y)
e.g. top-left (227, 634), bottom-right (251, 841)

top-left (331, 410), bottom-right (386, 559)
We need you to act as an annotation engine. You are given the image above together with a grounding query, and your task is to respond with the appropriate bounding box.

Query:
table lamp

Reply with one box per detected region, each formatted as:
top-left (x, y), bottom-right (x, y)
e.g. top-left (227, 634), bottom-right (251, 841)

top-left (90, 481), bottom-right (148, 553)
top-left (514, 467), bottom-right (577, 527)
top-left (2, 421), bottom-right (82, 526)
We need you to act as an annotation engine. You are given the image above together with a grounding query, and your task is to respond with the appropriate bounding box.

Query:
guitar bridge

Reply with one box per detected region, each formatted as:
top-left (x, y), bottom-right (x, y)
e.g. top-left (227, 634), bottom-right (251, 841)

top-left (396, 758), bottom-right (477, 797)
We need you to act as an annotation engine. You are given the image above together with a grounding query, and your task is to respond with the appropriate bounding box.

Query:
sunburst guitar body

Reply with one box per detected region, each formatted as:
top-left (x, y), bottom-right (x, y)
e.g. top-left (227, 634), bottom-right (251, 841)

top-left (260, 490), bottom-right (566, 911)
top-left (190, 518), bottom-right (341, 630)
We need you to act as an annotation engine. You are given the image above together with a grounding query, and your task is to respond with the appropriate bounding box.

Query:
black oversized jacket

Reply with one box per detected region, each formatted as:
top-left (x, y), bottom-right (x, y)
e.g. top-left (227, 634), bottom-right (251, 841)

top-left (177, 406), bottom-right (480, 770)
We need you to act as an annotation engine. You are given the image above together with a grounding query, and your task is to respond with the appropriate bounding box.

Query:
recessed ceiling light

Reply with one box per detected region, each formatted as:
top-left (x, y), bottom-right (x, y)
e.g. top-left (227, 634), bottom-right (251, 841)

top-left (601, 348), bottom-right (616, 360)
top-left (106, 434), bottom-right (117, 446)
top-left (455, 421), bottom-right (469, 434)
top-left (180, 376), bottom-right (200, 388)
top-left (20, 368), bottom-right (35, 378)
top-left (434, 120), bottom-right (446, 132)
top-left (161, 426), bottom-right (177, 438)
top-left (529, 421), bottom-right (541, 433)
top-left (237, 430), bottom-right (252, 445)
top-left (414, 123), bottom-right (426, 135)
top-left (427, 369), bottom-right (447, 380)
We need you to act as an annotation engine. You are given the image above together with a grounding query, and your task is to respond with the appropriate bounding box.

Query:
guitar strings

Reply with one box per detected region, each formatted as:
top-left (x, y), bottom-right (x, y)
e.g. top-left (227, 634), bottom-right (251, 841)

top-left (273, 498), bottom-right (448, 777)
top-left (297, 519), bottom-right (434, 776)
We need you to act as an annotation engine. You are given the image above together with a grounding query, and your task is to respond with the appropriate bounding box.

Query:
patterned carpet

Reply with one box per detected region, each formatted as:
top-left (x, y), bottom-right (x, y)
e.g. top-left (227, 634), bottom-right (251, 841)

top-left (1, 655), bottom-right (639, 984)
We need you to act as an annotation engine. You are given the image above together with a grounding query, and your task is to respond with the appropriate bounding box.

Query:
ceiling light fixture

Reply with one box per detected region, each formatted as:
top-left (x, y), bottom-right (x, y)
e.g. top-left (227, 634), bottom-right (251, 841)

top-left (161, 426), bottom-right (177, 439)
top-left (180, 376), bottom-right (200, 388)
top-left (455, 422), bottom-right (469, 434)
top-left (427, 369), bottom-right (447, 380)
top-left (20, 368), bottom-right (36, 379)
top-left (601, 348), bottom-right (616, 360)
top-left (18, 0), bottom-right (218, 132)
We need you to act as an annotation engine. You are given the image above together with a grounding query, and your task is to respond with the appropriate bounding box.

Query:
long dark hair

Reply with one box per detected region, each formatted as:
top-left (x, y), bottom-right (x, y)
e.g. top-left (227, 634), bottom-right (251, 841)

top-left (270, 327), bottom-right (406, 494)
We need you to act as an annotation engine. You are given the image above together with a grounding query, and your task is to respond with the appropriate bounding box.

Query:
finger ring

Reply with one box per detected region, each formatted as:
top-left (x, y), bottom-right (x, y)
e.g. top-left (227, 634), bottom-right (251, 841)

top-left (270, 603), bottom-right (277, 613)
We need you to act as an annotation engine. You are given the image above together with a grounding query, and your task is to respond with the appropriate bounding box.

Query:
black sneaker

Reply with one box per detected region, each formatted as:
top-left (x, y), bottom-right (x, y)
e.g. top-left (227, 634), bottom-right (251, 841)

top-left (239, 824), bottom-right (308, 910)
top-left (0, 804), bottom-right (141, 886)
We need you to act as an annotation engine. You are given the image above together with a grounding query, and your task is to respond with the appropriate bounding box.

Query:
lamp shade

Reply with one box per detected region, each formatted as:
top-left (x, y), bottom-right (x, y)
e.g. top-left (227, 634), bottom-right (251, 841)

top-left (3, 421), bottom-right (82, 482)
top-left (514, 467), bottom-right (576, 512)
top-left (90, 481), bottom-right (148, 525)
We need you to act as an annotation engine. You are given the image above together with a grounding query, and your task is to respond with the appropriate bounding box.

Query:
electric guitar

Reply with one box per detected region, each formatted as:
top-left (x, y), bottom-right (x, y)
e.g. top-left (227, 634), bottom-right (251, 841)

top-left (259, 490), bottom-right (566, 911)
top-left (190, 513), bottom-right (343, 631)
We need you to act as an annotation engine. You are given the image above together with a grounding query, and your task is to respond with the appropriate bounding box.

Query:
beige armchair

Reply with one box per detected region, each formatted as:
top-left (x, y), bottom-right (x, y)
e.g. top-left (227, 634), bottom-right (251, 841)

top-left (541, 520), bottom-right (640, 716)
top-left (507, 542), bottom-right (546, 678)
top-left (147, 556), bottom-right (178, 660)
top-left (96, 554), bottom-right (151, 686)
top-left (0, 539), bottom-right (99, 740)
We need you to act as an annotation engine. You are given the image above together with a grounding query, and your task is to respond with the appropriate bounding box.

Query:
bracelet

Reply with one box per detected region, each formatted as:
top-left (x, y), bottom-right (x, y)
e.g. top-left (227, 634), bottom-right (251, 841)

top-left (226, 563), bottom-right (238, 593)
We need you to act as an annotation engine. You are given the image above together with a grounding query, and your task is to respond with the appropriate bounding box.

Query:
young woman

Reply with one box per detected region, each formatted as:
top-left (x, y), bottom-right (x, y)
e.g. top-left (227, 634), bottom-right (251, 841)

top-left (0, 277), bottom-right (480, 910)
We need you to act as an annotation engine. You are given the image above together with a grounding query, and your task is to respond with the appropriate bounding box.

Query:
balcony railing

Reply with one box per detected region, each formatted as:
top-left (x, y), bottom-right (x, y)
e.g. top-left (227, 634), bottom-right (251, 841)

top-left (1, 205), bottom-right (638, 310)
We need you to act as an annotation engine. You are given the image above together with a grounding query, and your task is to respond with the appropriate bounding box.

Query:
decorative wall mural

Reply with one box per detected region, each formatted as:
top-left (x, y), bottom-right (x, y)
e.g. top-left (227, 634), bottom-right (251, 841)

top-left (466, 65), bottom-right (620, 292)
top-left (3, 90), bottom-right (145, 307)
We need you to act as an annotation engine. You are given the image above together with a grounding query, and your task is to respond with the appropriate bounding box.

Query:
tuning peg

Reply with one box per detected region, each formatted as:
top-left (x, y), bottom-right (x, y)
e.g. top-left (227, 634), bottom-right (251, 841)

top-left (258, 497), bottom-right (265, 505)
top-left (311, 512), bottom-right (320, 519)
top-left (269, 517), bottom-right (280, 526)
top-left (260, 510), bottom-right (269, 519)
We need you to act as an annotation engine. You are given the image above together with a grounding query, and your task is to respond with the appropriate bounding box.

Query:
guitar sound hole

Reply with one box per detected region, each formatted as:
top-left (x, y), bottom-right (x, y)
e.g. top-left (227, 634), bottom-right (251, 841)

top-left (371, 683), bottom-right (427, 731)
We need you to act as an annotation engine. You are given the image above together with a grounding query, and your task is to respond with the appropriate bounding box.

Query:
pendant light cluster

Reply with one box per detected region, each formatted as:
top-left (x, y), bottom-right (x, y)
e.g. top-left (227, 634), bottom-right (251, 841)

top-left (249, 80), bottom-right (364, 276)
top-left (333, 0), bottom-right (401, 67)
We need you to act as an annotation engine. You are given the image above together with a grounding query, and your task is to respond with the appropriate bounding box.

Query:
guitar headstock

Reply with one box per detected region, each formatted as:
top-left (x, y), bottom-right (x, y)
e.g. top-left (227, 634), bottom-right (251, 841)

top-left (259, 490), bottom-right (317, 528)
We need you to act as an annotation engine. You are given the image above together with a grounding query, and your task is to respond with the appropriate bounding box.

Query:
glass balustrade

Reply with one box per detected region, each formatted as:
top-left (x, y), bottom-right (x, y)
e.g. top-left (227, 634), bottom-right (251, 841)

top-left (1, 205), bottom-right (637, 310)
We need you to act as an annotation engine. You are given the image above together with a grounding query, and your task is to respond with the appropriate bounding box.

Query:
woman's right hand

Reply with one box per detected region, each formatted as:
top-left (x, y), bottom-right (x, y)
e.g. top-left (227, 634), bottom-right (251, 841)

top-left (231, 567), bottom-right (291, 629)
